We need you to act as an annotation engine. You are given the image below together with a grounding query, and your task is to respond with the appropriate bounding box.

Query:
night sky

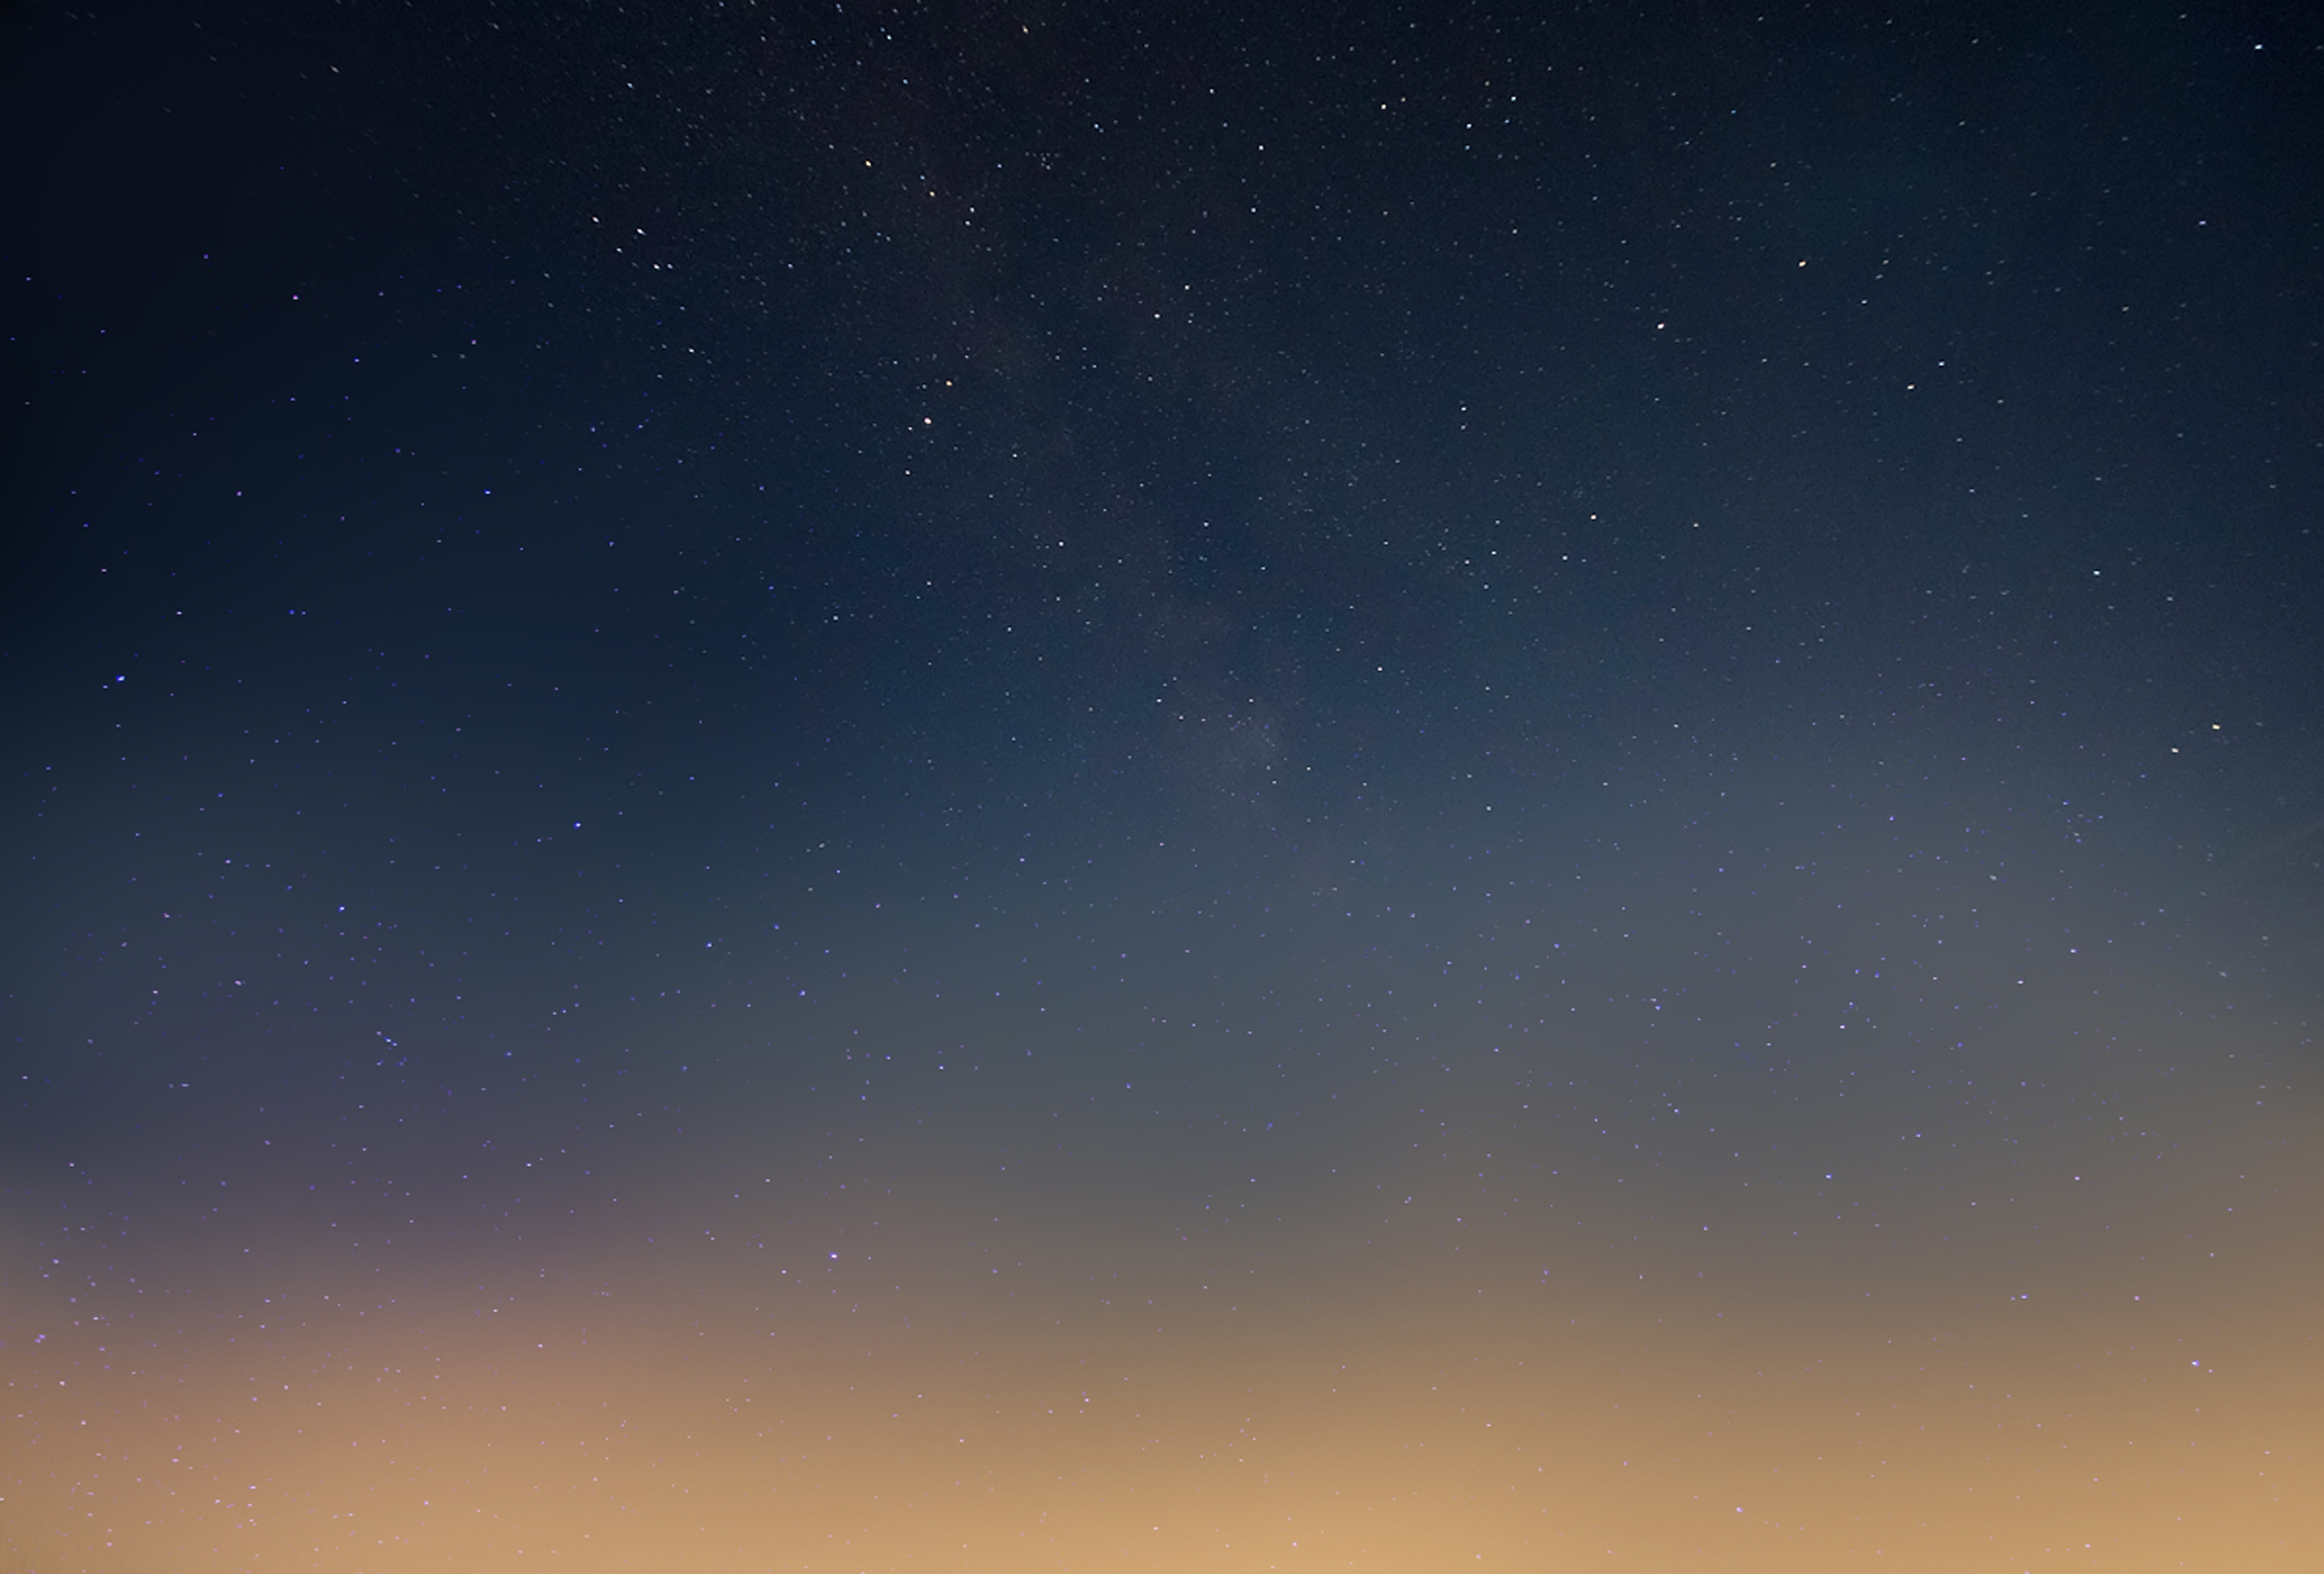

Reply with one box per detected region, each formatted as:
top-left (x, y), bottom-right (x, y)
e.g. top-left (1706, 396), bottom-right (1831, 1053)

top-left (5, 2), bottom-right (2323, 1569)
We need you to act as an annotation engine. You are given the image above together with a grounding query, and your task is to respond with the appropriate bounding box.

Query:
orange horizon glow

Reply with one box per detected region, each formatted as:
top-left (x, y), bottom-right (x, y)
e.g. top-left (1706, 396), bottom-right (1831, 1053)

top-left (10, 1053), bottom-right (2316, 1572)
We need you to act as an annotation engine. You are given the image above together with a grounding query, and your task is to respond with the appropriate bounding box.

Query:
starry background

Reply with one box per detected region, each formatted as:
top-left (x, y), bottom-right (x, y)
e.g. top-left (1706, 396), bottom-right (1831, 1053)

top-left (5, 1), bottom-right (2323, 1569)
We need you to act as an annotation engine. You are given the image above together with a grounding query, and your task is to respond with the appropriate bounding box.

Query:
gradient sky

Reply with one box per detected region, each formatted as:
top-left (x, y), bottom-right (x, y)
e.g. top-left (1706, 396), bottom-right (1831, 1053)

top-left (5, 2), bottom-right (2322, 1570)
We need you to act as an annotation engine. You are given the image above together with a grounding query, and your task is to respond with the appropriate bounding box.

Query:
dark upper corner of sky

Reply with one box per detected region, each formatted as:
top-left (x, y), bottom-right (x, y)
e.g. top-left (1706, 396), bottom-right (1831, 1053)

top-left (4, 0), bottom-right (2320, 756)
top-left (10, 0), bottom-right (2316, 363)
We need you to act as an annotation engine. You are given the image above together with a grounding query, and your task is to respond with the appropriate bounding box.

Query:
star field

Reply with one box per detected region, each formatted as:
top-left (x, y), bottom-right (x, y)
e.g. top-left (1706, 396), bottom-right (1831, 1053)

top-left (4, 2), bottom-right (2322, 1569)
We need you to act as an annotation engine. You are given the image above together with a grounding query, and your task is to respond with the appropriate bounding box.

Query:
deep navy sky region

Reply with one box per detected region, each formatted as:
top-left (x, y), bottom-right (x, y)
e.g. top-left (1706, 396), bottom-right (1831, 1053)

top-left (5, 4), bottom-right (2322, 1570)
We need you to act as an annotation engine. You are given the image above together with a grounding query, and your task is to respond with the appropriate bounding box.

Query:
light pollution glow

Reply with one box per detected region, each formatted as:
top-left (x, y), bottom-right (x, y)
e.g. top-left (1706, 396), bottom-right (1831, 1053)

top-left (8, 803), bottom-right (2319, 1570)
top-left (7, 1019), bottom-right (2317, 1571)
